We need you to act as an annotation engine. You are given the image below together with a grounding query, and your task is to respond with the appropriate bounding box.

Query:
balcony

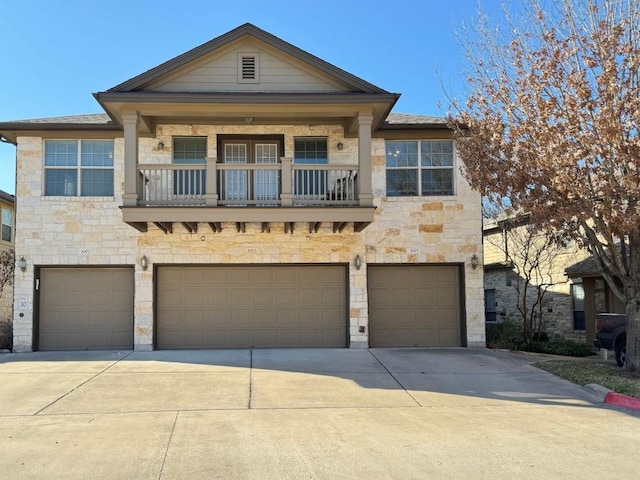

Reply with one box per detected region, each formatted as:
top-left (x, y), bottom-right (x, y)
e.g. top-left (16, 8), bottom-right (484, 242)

top-left (122, 158), bottom-right (375, 234)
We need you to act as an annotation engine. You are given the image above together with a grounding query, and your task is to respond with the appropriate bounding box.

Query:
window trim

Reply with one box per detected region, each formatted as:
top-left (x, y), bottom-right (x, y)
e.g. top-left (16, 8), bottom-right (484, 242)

top-left (44, 139), bottom-right (115, 197)
top-left (293, 137), bottom-right (329, 199)
top-left (172, 137), bottom-right (207, 196)
top-left (1, 207), bottom-right (12, 243)
top-left (484, 288), bottom-right (497, 323)
top-left (385, 139), bottom-right (456, 197)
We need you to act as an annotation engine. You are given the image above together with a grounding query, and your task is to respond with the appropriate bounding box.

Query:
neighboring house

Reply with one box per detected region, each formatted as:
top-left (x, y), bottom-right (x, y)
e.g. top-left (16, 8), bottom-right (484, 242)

top-left (483, 216), bottom-right (592, 343)
top-left (566, 255), bottom-right (626, 344)
top-left (0, 189), bottom-right (15, 322)
top-left (0, 24), bottom-right (483, 352)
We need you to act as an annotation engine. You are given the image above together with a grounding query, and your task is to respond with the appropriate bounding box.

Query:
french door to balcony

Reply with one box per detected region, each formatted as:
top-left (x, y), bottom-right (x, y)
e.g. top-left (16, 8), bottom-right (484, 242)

top-left (220, 136), bottom-right (282, 205)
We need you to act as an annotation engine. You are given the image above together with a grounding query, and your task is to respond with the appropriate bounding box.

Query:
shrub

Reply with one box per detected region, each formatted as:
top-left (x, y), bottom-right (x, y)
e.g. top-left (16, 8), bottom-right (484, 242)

top-left (486, 320), bottom-right (526, 350)
top-left (0, 321), bottom-right (12, 351)
top-left (532, 339), bottom-right (594, 357)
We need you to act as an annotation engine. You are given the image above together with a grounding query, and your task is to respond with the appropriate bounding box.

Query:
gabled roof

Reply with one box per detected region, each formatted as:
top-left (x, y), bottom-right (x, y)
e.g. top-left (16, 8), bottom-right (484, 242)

top-left (565, 256), bottom-right (601, 278)
top-left (0, 113), bottom-right (119, 143)
top-left (108, 23), bottom-right (389, 95)
top-left (380, 113), bottom-right (449, 130)
top-left (0, 113), bottom-right (113, 125)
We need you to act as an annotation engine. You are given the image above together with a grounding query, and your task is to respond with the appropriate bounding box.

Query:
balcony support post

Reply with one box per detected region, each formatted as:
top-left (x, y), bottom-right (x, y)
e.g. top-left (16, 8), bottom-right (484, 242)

top-left (205, 157), bottom-right (218, 206)
top-left (122, 112), bottom-right (140, 207)
top-left (357, 114), bottom-right (374, 207)
top-left (280, 156), bottom-right (293, 207)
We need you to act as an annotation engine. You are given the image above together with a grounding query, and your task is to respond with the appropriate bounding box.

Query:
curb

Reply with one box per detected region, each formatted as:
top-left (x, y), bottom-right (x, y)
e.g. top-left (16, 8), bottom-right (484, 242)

top-left (604, 392), bottom-right (640, 411)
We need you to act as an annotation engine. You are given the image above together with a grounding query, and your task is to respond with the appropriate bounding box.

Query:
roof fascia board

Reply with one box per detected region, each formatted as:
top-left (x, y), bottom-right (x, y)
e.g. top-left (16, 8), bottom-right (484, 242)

top-left (96, 91), bottom-right (399, 105)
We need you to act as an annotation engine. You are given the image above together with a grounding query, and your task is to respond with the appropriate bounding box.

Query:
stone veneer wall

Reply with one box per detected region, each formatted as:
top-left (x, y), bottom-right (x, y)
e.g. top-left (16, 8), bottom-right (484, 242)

top-left (483, 227), bottom-right (592, 342)
top-left (12, 124), bottom-right (484, 351)
top-left (0, 203), bottom-right (14, 324)
top-left (484, 269), bottom-right (585, 342)
top-left (0, 283), bottom-right (12, 323)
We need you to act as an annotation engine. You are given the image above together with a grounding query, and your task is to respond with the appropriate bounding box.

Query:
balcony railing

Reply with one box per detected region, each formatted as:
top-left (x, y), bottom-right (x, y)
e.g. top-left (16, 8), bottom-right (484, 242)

top-left (136, 160), bottom-right (359, 207)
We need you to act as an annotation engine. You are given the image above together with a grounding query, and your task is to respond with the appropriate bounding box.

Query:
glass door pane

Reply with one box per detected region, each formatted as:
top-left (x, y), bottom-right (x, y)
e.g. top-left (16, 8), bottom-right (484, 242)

top-left (255, 143), bottom-right (279, 202)
top-left (224, 144), bottom-right (248, 201)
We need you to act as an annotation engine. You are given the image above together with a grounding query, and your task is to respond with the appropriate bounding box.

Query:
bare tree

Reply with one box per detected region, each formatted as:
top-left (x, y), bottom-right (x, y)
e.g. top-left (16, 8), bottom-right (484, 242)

top-left (0, 250), bottom-right (14, 300)
top-left (450, 0), bottom-right (640, 371)
top-left (487, 216), bottom-right (563, 350)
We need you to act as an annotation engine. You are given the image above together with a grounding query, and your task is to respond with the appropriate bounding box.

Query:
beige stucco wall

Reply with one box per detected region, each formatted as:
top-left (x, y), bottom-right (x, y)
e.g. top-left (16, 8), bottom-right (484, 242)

top-left (12, 125), bottom-right (484, 352)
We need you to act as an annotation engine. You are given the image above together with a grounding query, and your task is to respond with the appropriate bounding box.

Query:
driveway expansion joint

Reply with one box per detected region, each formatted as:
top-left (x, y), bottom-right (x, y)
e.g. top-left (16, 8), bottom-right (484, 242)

top-left (367, 349), bottom-right (422, 407)
top-left (248, 349), bottom-right (254, 409)
top-left (33, 351), bottom-right (134, 416)
top-left (158, 411), bottom-right (179, 480)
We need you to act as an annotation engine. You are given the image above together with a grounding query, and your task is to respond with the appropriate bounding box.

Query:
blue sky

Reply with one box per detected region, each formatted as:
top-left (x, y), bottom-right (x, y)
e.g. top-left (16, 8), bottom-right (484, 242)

top-left (0, 0), bottom-right (510, 194)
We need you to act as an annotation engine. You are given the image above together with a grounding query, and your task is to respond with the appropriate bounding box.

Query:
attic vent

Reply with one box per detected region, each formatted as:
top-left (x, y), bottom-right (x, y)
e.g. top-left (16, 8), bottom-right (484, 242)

top-left (242, 57), bottom-right (256, 79)
top-left (237, 52), bottom-right (260, 83)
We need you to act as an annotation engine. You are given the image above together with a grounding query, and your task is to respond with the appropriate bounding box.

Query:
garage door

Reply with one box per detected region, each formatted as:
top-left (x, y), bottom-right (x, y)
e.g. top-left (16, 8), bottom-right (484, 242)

top-left (368, 265), bottom-right (462, 347)
top-left (156, 265), bottom-right (347, 349)
top-left (38, 268), bottom-right (134, 351)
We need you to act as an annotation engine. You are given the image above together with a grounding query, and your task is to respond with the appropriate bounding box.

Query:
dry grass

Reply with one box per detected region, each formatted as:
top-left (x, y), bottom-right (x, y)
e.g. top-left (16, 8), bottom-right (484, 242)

top-left (535, 359), bottom-right (640, 398)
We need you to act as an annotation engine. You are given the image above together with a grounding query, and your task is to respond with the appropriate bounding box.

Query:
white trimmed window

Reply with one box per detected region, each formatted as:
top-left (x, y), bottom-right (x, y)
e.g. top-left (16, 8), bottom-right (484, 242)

top-left (172, 137), bottom-right (207, 196)
top-left (44, 140), bottom-right (114, 196)
top-left (385, 140), bottom-right (454, 196)
top-left (1, 208), bottom-right (11, 243)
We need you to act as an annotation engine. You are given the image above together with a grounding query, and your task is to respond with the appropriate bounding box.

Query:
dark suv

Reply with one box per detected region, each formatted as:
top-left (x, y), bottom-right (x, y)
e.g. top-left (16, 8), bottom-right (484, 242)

top-left (594, 313), bottom-right (627, 367)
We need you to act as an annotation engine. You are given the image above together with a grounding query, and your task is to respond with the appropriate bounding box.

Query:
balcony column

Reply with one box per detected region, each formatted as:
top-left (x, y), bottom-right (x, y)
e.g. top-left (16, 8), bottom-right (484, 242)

top-left (280, 156), bottom-right (293, 207)
top-left (205, 157), bottom-right (218, 206)
top-left (357, 113), bottom-right (374, 207)
top-left (122, 112), bottom-right (140, 207)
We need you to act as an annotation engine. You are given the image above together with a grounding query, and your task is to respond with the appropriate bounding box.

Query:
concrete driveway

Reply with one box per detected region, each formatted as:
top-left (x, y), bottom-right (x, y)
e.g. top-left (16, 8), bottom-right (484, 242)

top-left (0, 348), bottom-right (638, 479)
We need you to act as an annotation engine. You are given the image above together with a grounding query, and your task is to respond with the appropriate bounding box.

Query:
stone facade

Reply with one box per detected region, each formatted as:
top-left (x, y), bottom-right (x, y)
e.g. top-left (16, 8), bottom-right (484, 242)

top-left (12, 124), bottom-right (484, 351)
top-left (0, 194), bottom-right (15, 325)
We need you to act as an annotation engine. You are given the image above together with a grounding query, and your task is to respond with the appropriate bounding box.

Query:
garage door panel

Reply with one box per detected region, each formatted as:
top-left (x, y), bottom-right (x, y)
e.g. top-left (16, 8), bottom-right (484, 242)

top-left (275, 309), bottom-right (297, 327)
top-left (253, 288), bottom-right (274, 304)
top-left (321, 308), bottom-right (344, 325)
top-left (368, 265), bottom-right (461, 348)
top-left (298, 268), bottom-right (321, 283)
top-left (253, 269), bottom-right (274, 283)
top-left (231, 288), bottom-right (252, 304)
top-left (89, 312), bottom-right (111, 329)
top-left (322, 267), bottom-right (343, 283)
top-left (157, 265), bottom-right (347, 349)
top-left (184, 288), bottom-right (207, 306)
top-left (230, 268), bottom-right (251, 283)
top-left (205, 269), bottom-right (228, 283)
top-left (206, 289), bottom-right (228, 305)
top-left (275, 268), bottom-right (297, 284)
top-left (275, 288), bottom-right (296, 304)
top-left (207, 311), bottom-right (232, 328)
top-left (231, 309), bottom-right (253, 327)
top-left (298, 288), bottom-right (319, 304)
top-left (322, 286), bottom-right (344, 304)
top-left (38, 268), bottom-right (135, 351)
top-left (184, 311), bottom-right (208, 330)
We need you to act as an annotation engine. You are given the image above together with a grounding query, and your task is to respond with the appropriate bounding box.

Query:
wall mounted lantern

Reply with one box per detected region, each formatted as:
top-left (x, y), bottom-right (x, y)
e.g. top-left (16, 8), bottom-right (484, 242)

top-left (471, 254), bottom-right (479, 270)
top-left (140, 255), bottom-right (149, 271)
top-left (354, 254), bottom-right (362, 270)
top-left (18, 257), bottom-right (27, 272)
